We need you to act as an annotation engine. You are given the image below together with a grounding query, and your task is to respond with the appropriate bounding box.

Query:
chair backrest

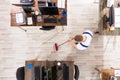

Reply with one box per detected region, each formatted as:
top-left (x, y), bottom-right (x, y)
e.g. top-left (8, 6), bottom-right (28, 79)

top-left (22, 6), bottom-right (33, 13)
top-left (16, 66), bottom-right (25, 80)
top-left (20, 0), bottom-right (34, 3)
top-left (63, 64), bottom-right (69, 80)
top-left (20, 0), bottom-right (34, 6)
top-left (74, 65), bottom-right (80, 80)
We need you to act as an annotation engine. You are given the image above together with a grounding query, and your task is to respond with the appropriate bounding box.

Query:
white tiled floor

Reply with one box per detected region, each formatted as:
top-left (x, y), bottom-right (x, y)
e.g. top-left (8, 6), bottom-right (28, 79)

top-left (0, 0), bottom-right (120, 80)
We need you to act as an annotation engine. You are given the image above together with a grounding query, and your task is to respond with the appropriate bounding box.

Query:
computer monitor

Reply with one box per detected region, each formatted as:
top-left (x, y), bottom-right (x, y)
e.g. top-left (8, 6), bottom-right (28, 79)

top-left (42, 66), bottom-right (45, 80)
top-left (40, 7), bottom-right (59, 15)
top-left (51, 66), bottom-right (57, 80)
top-left (34, 66), bottom-right (40, 80)
top-left (22, 6), bottom-right (33, 13)
top-left (48, 2), bottom-right (55, 7)
top-left (108, 5), bottom-right (114, 26)
top-left (20, 0), bottom-right (34, 6)
top-left (63, 64), bottom-right (69, 80)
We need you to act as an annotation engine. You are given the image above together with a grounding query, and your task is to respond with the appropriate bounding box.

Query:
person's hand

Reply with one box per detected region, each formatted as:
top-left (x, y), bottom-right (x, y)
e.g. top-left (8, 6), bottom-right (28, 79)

top-left (68, 38), bottom-right (74, 42)
top-left (69, 38), bottom-right (77, 48)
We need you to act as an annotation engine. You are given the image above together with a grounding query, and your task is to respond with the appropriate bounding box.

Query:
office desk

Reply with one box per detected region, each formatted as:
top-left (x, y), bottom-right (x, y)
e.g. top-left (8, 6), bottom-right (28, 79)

top-left (25, 61), bottom-right (74, 80)
top-left (98, 0), bottom-right (120, 35)
top-left (11, 0), bottom-right (67, 26)
top-left (100, 68), bottom-right (120, 80)
top-left (114, 8), bottom-right (120, 28)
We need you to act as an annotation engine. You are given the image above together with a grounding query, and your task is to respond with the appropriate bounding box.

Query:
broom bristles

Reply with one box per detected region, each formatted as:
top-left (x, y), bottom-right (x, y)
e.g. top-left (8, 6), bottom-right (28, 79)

top-left (55, 43), bottom-right (59, 51)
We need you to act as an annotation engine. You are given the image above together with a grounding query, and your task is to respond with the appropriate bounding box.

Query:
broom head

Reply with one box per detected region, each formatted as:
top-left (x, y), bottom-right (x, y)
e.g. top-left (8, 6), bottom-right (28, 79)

top-left (55, 43), bottom-right (59, 51)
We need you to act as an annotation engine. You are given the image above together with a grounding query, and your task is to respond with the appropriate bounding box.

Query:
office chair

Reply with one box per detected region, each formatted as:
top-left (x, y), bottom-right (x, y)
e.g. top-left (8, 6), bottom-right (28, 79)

top-left (22, 6), bottom-right (34, 13)
top-left (48, 2), bottom-right (56, 7)
top-left (12, 0), bottom-right (34, 6)
top-left (74, 65), bottom-right (80, 80)
top-left (16, 66), bottom-right (25, 80)
top-left (63, 64), bottom-right (69, 80)
top-left (20, 0), bottom-right (34, 6)
top-left (118, 1), bottom-right (120, 7)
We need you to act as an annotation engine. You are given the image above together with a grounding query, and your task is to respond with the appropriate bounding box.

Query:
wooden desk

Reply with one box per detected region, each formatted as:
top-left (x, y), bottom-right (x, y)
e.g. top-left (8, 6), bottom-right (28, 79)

top-left (98, 0), bottom-right (120, 35)
top-left (100, 68), bottom-right (120, 80)
top-left (11, 0), bottom-right (67, 26)
top-left (114, 8), bottom-right (120, 28)
top-left (25, 61), bottom-right (74, 80)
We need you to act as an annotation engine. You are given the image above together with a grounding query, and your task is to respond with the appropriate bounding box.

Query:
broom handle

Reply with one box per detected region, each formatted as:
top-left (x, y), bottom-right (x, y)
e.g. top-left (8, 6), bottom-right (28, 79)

top-left (59, 38), bottom-right (74, 46)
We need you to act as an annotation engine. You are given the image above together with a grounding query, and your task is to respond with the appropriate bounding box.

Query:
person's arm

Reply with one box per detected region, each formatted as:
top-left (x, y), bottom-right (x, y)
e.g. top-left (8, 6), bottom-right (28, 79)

top-left (70, 39), bottom-right (77, 48)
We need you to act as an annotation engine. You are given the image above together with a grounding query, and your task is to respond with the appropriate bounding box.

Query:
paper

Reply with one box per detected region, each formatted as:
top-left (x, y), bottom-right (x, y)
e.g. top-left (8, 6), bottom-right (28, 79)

top-left (115, 8), bottom-right (120, 16)
top-left (114, 8), bottom-right (120, 28)
top-left (115, 16), bottom-right (120, 23)
top-left (15, 12), bottom-right (24, 24)
top-left (57, 0), bottom-right (65, 8)
top-left (37, 15), bottom-right (42, 22)
top-left (27, 17), bottom-right (33, 25)
top-left (114, 70), bottom-right (120, 76)
top-left (110, 76), bottom-right (117, 80)
top-left (107, 0), bottom-right (114, 7)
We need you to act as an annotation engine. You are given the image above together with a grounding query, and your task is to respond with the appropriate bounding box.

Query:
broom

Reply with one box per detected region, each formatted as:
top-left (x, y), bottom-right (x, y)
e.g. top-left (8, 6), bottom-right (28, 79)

top-left (54, 38), bottom-right (74, 51)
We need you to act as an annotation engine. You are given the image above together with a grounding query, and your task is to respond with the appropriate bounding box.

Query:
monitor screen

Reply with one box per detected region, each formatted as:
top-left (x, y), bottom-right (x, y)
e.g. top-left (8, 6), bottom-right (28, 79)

top-left (22, 6), bottom-right (33, 13)
top-left (63, 64), bottom-right (69, 80)
top-left (34, 66), bottom-right (40, 80)
top-left (48, 2), bottom-right (55, 7)
top-left (40, 7), bottom-right (59, 15)
top-left (51, 66), bottom-right (57, 80)
top-left (109, 5), bottom-right (114, 26)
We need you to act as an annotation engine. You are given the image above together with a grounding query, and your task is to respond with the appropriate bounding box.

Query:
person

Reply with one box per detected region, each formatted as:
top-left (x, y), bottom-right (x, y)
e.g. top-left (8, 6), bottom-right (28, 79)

top-left (69, 30), bottom-right (93, 50)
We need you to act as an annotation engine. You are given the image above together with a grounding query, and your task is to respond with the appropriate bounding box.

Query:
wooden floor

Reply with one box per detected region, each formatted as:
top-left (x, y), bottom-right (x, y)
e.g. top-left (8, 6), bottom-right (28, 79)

top-left (0, 0), bottom-right (120, 80)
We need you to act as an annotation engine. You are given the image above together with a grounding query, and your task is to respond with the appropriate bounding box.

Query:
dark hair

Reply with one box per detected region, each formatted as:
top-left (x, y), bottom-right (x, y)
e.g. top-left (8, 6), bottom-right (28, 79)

top-left (74, 35), bottom-right (83, 42)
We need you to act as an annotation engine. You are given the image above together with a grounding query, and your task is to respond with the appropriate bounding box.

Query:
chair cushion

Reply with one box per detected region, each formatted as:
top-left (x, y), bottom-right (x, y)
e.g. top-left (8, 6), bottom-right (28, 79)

top-left (16, 66), bottom-right (25, 80)
top-left (74, 65), bottom-right (79, 80)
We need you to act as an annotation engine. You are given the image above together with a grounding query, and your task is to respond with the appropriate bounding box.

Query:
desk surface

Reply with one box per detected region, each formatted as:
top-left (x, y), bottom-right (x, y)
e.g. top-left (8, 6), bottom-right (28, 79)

top-left (114, 8), bottom-right (120, 28)
top-left (25, 61), bottom-right (74, 80)
top-left (101, 68), bottom-right (120, 80)
top-left (11, 0), bottom-right (67, 26)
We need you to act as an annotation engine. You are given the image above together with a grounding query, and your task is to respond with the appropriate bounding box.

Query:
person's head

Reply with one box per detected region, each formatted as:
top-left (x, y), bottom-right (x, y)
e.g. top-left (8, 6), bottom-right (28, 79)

top-left (74, 34), bottom-right (83, 42)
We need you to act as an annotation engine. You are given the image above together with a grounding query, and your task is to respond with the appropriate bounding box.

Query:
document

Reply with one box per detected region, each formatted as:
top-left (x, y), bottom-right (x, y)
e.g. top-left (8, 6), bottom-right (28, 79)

top-left (37, 15), bottom-right (42, 22)
top-left (15, 12), bottom-right (24, 24)
top-left (27, 17), bottom-right (33, 25)
top-left (115, 8), bottom-right (120, 28)
top-left (57, 0), bottom-right (65, 8)
top-left (107, 0), bottom-right (114, 7)
top-left (114, 70), bottom-right (120, 76)
top-left (115, 8), bottom-right (120, 16)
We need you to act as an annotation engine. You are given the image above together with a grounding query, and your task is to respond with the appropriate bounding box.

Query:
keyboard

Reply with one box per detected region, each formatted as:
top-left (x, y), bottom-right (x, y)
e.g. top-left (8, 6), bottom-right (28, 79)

top-left (34, 66), bottom-right (40, 80)
top-left (38, 1), bottom-right (46, 7)
top-left (20, 0), bottom-right (34, 6)
top-left (20, 0), bottom-right (33, 3)
top-left (44, 18), bottom-right (57, 23)
top-left (63, 64), bottom-right (69, 80)
top-left (52, 66), bottom-right (57, 80)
